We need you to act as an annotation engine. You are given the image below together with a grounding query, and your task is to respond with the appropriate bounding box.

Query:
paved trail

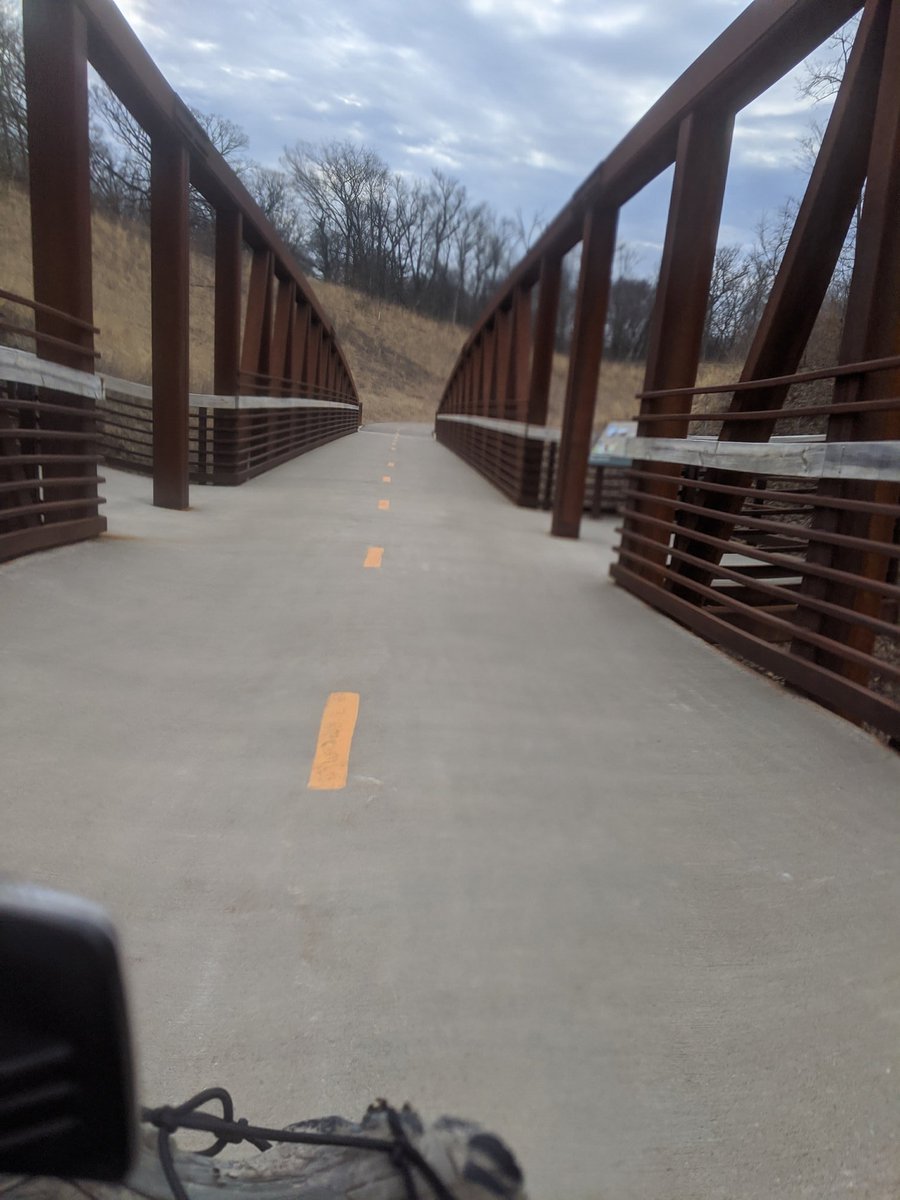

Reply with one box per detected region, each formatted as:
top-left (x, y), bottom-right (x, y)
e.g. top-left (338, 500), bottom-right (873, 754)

top-left (4, 423), bottom-right (899, 1198)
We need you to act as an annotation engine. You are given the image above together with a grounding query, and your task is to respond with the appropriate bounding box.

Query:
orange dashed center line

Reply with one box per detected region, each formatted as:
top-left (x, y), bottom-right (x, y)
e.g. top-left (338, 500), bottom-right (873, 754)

top-left (364, 546), bottom-right (384, 568)
top-left (382, 475), bottom-right (391, 483)
top-left (378, 499), bottom-right (390, 511)
top-left (308, 692), bottom-right (360, 790)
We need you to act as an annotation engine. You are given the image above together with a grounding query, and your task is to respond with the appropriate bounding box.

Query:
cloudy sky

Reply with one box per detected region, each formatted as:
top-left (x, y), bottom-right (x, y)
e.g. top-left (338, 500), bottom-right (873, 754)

top-left (110, 0), bottom-right (845, 272)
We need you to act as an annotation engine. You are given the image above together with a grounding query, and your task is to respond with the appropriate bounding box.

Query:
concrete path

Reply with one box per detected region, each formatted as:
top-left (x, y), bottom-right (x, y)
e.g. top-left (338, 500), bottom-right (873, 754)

top-left (3, 423), bottom-right (899, 1199)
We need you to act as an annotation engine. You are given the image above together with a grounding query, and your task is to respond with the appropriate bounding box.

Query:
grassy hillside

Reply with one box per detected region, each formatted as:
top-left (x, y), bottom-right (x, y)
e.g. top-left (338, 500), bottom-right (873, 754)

top-left (314, 279), bottom-right (466, 424)
top-left (1, 181), bottom-right (734, 428)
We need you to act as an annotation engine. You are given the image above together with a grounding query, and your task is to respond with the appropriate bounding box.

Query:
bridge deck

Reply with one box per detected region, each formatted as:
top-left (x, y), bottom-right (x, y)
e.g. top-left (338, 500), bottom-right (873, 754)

top-left (4, 424), bottom-right (899, 1199)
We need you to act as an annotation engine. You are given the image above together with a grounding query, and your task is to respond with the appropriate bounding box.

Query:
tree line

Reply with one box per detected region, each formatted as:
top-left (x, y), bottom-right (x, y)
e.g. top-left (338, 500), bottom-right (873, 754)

top-left (0, 0), bottom-right (853, 361)
top-left (0, 0), bottom-right (525, 327)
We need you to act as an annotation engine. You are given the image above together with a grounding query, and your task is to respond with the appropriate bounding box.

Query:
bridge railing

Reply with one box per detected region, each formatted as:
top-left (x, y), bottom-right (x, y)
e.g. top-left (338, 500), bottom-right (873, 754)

top-left (0, 339), bottom-right (107, 563)
top-left (97, 376), bottom-right (359, 486)
top-left (436, 0), bottom-right (900, 741)
top-left (3, 0), bottom-right (358, 550)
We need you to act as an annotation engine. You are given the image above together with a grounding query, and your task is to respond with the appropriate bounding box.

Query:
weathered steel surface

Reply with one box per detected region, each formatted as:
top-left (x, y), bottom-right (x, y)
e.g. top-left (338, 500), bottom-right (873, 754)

top-left (150, 136), bottom-right (190, 510)
top-left (551, 207), bottom-right (617, 538)
top-left (595, 432), bottom-right (900, 482)
top-left (0, 370), bottom-right (107, 563)
top-left (623, 106), bottom-right (734, 579)
top-left (22, 0), bottom-right (95, 375)
top-left (525, 257), bottom-right (561, 428)
top-left (214, 208), bottom-right (243, 397)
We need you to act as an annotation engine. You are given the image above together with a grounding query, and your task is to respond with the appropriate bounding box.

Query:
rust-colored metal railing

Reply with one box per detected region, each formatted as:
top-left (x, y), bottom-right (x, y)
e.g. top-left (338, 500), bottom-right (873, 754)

top-left (0, 291), bottom-right (107, 561)
top-left (95, 376), bottom-right (359, 486)
top-left (1, 0), bottom-right (358, 565)
top-left (436, 0), bottom-right (900, 741)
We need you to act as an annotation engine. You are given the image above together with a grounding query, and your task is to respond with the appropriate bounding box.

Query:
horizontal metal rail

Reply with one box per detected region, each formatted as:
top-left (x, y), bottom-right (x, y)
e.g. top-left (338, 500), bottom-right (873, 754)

top-left (0, 346), bottom-right (103, 398)
top-left (436, 413), bottom-right (561, 442)
top-left (0, 290), bottom-right (104, 362)
top-left (0, 348), bottom-right (362, 491)
top-left (0, 376), bottom-right (107, 562)
top-left (102, 374), bottom-right (360, 413)
top-left (637, 353), bottom-right (900, 401)
top-left (0, 287), bottom-right (100, 333)
top-left (595, 434), bottom-right (900, 482)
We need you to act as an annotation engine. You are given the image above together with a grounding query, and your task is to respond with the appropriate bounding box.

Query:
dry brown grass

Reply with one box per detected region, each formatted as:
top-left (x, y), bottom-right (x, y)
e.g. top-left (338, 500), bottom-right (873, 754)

top-left (1, 180), bottom-right (738, 426)
top-left (0, 180), bottom-right (219, 390)
top-left (314, 280), bottom-right (467, 423)
top-left (548, 353), bottom-right (737, 433)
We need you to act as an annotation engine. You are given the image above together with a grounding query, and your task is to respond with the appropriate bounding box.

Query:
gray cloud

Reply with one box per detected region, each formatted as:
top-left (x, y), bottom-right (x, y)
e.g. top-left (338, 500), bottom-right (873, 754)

top-left (113, 0), bottom-right (841, 269)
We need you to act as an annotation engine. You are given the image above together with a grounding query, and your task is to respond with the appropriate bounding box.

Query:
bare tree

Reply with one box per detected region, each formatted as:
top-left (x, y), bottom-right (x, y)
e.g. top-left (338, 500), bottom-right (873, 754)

top-left (420, 170), bottom-right (466, 314)
top-left (395, 177), bottom-right (431, 302)
top-left (88, 80), bottom-right (249, 222)
top-left (511, 207), bottom-right (545, 255)
top-left (451, 201), bottom-right (486, 324)
top-left (282, 139), bottom-right (392, 290)
top-left (798, 18), bottom-right (859, 103)
top-left (795, 15), bottom-right (862, 310)
top-left (703, 245), bottom-right (750, 360)
top-left (0, 0), bottom-right (28, 179)
top-left (555, 251), bottom-right (580, 353)
top-left (245, 165), bottom-right (303, 251)
top-left (467, 208), bottom-right (515, 313)
top-left (738, 200), bottom-right (798, 337)
top-left (605, 245), bottom-right (656, 360)
top-left (195, 110), bottom-right (249, 171)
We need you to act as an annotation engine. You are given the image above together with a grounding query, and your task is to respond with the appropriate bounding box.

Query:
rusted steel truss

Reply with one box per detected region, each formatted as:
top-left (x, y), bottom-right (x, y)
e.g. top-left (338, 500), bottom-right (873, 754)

top-left (10, 0), bottom-right (358, 535)
top-left (436, 0), bottom-right (900, 740)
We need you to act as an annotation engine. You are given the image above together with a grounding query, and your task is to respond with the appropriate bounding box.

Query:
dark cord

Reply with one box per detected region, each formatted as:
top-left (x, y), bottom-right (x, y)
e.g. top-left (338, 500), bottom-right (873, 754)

top-left (142, 1090), bottom-right (457, 1200)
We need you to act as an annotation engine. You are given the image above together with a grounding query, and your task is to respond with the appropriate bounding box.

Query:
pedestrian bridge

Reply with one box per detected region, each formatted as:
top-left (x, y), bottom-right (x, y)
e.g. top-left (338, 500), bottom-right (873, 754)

top-left (4, 0), bottom-right (900, 1194)
top-left (4, 429), bottom-right (899, 1199)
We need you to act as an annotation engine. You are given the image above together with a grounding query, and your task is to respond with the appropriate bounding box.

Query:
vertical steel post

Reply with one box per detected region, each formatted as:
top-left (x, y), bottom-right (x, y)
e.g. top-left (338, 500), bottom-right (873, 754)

top-left (150, 135), bottom-right (190, 510)
top-left (22, 0), bottom-right (94, 371)
top-left (620, 108), bottom-right (734, 578)
top-left (470, 343), bottom-right (483, 414)
top-left (494, 307), bottom-right (511, 417)
top-left (271, 278), bottom-right (295, 397)
top-left (481, 329), bottom-right (495, 414)
top-left (527, 255), bottom-right (562, 426)
top-left (551, 207), bottom-right (617, 538)
top-left (241, 249), bottom-right (273, 394)
top-left (509, 287), bottom-right (532, 420)
top-left (214, 207), bottom-right (242, 396)
top-left (306, 321), bottom-right (320, 393)
top-left (284, 295), bottom-right (297, 396)
top-left (521, 256), bottom-right (562, 508)
top-left (319, 328), bottom-right (328, 388)
top-left (293, 305), bottom-right (310, 392)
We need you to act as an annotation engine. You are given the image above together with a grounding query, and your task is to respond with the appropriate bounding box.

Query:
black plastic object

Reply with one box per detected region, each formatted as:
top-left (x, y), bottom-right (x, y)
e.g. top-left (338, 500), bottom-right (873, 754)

top-left (0, 882), bottom-right (136, 1180)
